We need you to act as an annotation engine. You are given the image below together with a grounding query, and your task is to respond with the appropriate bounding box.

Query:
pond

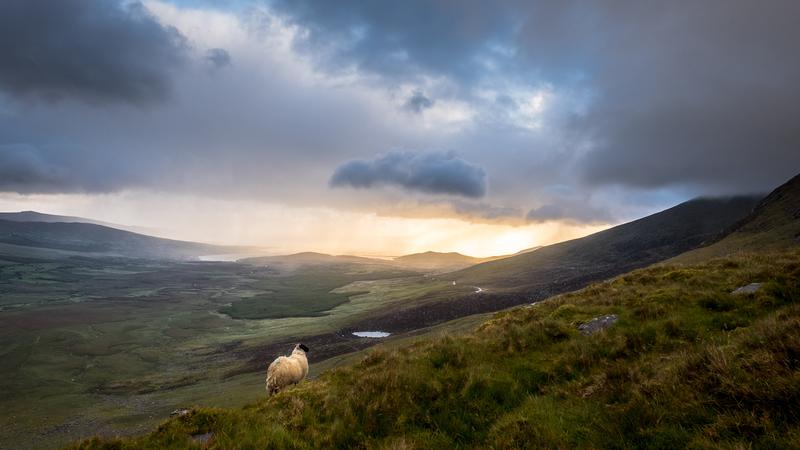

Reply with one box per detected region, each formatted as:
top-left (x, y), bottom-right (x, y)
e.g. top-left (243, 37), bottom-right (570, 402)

top-left (352, 331), bottom-right (391, 338)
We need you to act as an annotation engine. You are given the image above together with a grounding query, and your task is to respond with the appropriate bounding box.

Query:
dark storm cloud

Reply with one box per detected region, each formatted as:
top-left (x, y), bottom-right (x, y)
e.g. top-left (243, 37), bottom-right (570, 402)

top-left (0, 144), bottom-right (131, 193)
top-left (0, 144), bottom-right (66, 193)
top-left (205, 48), bottom-right (232, 69)
top-left (273, 0), bottom-right (800, 195)
top-left (404, 91), bottom-right (434, 113)
top-left (330, 151), bottom-right (487, 198)
top-left (270, 0), bottom-right (517, 82)
top-left (516, 1), bottom-right (800, 194)
top-left (0, 0), bottom-right (187, 105)
top-left (3, 0), bottom-right (798, 220)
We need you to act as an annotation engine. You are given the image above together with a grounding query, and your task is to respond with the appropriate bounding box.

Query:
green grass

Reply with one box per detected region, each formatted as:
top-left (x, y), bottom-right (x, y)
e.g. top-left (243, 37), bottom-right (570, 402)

top-left (70, 248), bottom-right (800, 449)
top-left (219, 266), bottom-right (418, 319)
top-left (0, 255), bottom-right (446, 448)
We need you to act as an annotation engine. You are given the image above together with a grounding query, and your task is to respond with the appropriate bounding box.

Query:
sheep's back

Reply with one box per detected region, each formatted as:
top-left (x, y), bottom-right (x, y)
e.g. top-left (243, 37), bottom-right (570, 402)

top-left (266, 355), bottom-right (305, 391)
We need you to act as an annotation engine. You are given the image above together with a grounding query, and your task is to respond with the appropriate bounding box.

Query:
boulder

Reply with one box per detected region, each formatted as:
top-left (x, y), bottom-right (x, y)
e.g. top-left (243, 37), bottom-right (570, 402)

top-left (578, 314), bottom-right (618, 335)
top-left (731, 283), bottom-right (762, 295)
top-left (191, 432), bottom-right (214, 445)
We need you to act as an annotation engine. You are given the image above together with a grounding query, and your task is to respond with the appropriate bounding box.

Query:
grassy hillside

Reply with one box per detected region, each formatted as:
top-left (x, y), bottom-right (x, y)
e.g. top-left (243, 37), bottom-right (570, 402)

top-left (72, 246), bottom-right (800, 449)
top-left (451, 196), bottom-right (760, 291)
top-left (68, 178), bottom-right (800, 449)
top-left (0, 219), bottom-right (239, 260)
top-left (674, 174), bottom-right (800, 263)
top-left (328, 196), bottom-right (763, 338)
top-left (0, 252), bottom-right (427, 448)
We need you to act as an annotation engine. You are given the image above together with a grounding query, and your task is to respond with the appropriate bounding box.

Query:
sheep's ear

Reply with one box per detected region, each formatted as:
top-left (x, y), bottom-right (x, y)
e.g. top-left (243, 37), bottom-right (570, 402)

top-left (299, 343), bottom-right (309, 353)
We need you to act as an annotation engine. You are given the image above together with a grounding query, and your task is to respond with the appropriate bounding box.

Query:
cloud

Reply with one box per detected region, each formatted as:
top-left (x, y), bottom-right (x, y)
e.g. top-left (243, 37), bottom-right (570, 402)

top-left (205, 48), bottom-right (232, 69)
top-left (270, 0), bottom-right (517, 82)
top-left (450, 200), bottom-right (522, 223)
top-left (0, 143), bottom-right (134, 193)
top-left (2, 0), bottom-right (797, 232)
top-left (330, 151), bottom-right (487, 198)
top-left (0, 0), bottom-right (187, 105)
top-left (273, 0), bottom-right (800, 196)
top-left (529, 1), bottom-right (800, 194)
top-left (0, 144), bottom-right (65, 193)
top-left (404, 91), bottom-right (434, 113)
top-left (0, 5), bottom-right (408, 198)
top-left (526, 202), bottom-right (613, 225)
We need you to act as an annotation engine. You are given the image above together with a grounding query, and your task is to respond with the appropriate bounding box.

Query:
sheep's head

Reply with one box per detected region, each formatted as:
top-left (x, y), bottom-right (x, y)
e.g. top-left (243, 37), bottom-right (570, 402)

top-left (297, 343), bottom-right (309, 353)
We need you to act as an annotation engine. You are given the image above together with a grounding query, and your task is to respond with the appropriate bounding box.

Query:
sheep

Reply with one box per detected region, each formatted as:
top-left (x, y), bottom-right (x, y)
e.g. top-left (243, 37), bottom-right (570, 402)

top-left (265, 343), bottom-right (309, 395)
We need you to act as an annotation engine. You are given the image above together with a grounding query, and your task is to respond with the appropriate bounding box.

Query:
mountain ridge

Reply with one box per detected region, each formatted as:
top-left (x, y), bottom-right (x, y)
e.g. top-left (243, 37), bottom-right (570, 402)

top-left (449, 195), bottom-right (762, 290)
top-left (0, 210), bottom-right (158, 235)
top-left (0, 218), bottom-right (245, 261)
top-left (672, 174), bottom-right (800, 263)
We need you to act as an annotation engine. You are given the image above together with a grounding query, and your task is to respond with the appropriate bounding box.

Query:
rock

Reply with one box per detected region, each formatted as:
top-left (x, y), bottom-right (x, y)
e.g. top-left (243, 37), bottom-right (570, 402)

top-left (578, 314), bottom-right (618, 335)
top-left (731, 283), bottom-right (762, 295)
top-left (191, 432), bottom-right (213, 445)
top-left (170, 408), bottom-right (192, 417)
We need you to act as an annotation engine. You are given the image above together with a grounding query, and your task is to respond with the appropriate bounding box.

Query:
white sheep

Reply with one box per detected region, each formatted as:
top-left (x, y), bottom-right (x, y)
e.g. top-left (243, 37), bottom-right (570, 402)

top-left (265, 343), bottom-right (309, 395)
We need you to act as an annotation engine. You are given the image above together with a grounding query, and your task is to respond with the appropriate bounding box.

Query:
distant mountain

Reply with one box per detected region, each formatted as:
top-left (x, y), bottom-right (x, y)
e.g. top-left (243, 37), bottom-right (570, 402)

top-left (0, 211), bottom-right (93, 223)
top-left (449, 195), bottom-right (762, 293)
top-left (0, 210), bottom-right (162, 235)
top-left (393, 251), bottom-right (503, 271)
top-left (0, 219), bottom-right (243, 260)
top-left (239, 251), bottom-right (391, 269)
top-left (240, 250), bottom-right (511, 273)
top-left (673, 173), bottom-right (800, 263)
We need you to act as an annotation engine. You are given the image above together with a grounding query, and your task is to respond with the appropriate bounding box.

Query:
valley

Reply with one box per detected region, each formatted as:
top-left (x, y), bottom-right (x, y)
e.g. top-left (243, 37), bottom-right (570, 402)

top-left (64, 173), bottom-right (800, 449)
top-left (0, 177), bottom-right (796, 448)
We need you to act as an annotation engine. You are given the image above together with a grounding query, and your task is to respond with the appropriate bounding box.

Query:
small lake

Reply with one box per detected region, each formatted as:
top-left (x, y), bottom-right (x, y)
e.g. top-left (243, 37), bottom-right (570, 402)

top-left (352, 331), bottom-right (391, 338)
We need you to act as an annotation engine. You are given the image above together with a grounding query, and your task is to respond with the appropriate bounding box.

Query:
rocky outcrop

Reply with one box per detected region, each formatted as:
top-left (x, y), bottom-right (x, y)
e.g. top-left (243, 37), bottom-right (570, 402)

top-left (578, 314), bottom-right (618, 335)
top-left (732, 283), bottom-right (762, 295)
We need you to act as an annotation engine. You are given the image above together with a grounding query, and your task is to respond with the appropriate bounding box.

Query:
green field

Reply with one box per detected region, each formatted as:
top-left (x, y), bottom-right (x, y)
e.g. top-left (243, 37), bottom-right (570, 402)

top-left (0, 254), bottom-right (443, 449)
top-left (71, 248), bottom-right (800, 449)
top-left (219, 265), bottom-right (419, 319)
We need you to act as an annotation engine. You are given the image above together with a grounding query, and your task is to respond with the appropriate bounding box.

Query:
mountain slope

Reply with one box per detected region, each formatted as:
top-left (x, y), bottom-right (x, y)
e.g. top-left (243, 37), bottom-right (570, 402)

top-left (451, 196), bottom-right (761, 292)
top-left (673, 173), bottom-right (800, 263)
top-left (315, 196), bottom-right (763, 337)
top-left (72, 247), bottom-right (800, 449)
top-left (0, 219), bottom-right (237, 260)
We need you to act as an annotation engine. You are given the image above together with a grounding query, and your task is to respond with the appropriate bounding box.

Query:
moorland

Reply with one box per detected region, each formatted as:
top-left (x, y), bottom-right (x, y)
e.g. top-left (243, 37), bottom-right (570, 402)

top-left (1, 175), bottom-right (797, 448)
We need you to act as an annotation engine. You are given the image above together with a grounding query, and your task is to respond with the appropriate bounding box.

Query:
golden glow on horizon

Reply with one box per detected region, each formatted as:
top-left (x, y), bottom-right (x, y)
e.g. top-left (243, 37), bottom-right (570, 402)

top-left (0, 192), bottom-right (611, 258)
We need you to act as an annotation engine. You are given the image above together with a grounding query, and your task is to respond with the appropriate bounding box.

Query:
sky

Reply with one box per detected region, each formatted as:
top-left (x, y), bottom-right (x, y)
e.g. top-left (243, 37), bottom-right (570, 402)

top-left (0, 0), bottom-right (798, 256)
